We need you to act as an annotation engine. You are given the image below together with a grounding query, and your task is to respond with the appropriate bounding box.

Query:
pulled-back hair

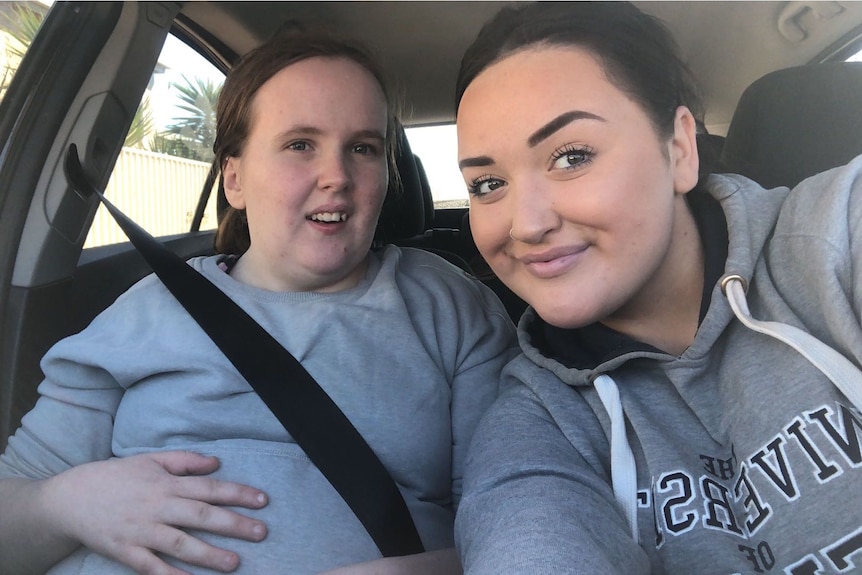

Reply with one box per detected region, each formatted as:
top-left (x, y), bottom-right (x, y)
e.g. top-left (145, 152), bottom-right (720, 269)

top-left (456, 2), bottom-right (717, 176)
top-left (214, 26), bottom-right (398, 254)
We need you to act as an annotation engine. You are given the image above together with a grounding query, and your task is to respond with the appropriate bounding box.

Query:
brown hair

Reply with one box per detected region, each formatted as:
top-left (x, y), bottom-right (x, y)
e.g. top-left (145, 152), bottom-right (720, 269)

top-left (213, 26), bottom-right (398, 254)
top-left (456, 2), bottom-right (716, 177)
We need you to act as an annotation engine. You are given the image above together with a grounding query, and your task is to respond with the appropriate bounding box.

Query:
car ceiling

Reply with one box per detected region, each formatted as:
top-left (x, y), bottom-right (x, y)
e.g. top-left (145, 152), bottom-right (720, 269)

top-left (180, 1), bottom-right (862, 135)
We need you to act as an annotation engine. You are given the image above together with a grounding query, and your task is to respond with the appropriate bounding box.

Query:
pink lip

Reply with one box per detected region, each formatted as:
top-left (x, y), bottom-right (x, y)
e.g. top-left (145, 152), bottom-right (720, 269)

top-left (517, 245), bottom-right (589, 278)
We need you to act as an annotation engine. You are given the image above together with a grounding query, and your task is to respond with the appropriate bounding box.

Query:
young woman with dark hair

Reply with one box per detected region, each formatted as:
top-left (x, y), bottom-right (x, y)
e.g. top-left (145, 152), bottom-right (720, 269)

top-left (454, 2), bottom-right (862, 573)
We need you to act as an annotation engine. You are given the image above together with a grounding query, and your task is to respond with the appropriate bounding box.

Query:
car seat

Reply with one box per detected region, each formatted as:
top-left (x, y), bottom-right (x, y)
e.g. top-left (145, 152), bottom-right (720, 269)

top-left (375, 126), bottom-right (475, 272)
top-left (721, 61), bottom-right (862, 189)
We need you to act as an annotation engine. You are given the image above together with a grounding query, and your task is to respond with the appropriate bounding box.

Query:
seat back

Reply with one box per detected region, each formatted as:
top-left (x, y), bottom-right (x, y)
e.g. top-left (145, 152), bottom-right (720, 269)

top-left (721, 62), bottom-right (862, 189)
top-left (375, 124), bottom-right (428, 244)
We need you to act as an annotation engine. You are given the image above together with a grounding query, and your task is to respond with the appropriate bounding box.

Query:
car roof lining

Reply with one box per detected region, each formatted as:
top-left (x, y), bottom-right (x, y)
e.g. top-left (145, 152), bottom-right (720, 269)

top-left (178, 1), bottom-right (862, 134)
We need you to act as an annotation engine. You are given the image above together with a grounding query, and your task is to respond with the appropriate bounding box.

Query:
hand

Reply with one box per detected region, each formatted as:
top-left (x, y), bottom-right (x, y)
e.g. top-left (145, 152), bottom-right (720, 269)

top-left (38, 451), bottom-right (268, 574)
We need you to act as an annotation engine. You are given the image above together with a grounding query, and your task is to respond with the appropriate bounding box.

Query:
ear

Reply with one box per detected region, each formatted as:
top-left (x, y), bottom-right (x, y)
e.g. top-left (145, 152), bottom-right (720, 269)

top-left (670, 106), bottom-right (700, 195)
top-left (222, 156), bottom-right (246, 209)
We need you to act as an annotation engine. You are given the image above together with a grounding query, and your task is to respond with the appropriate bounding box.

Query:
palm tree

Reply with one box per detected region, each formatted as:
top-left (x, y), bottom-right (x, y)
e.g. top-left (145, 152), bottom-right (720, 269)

top-left (125, 96), bottom-right (154, 149)
top-left (1, 2), bottom-right (45, 97)
top-left (151, 75), bottom-right (220, 162)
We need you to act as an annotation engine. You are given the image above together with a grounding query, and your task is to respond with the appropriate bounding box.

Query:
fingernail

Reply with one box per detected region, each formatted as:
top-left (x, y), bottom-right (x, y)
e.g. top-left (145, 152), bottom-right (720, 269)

top-left (254, 523), bottom-right (267, 539)
top-left (221, 552), bottom-right (239, 571)
top-left (256, 493), bottom-right (267, 505)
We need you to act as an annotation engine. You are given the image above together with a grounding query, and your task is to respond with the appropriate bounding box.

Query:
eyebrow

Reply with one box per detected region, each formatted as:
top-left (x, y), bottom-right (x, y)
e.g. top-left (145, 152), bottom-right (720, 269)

top-left (276, 126), bottom-right (386, 142)
top-left (527, 110), bottom-right (606, 148)
top-left (458, 110), bottom-right (606, 170)
top-left (458, 155), bottom-right (495, 170)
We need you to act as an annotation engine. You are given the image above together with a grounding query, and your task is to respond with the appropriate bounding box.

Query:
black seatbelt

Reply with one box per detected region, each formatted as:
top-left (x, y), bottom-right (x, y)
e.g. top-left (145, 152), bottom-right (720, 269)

top-left (64, 144), bottom-right (424, 558)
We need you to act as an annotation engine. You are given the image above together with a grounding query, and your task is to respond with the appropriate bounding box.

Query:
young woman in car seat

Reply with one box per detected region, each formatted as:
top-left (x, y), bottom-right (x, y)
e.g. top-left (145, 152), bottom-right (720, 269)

top-left (453, 2), bottom-right (862, 573)
top-left (0, 28), bottom-right (516, 575)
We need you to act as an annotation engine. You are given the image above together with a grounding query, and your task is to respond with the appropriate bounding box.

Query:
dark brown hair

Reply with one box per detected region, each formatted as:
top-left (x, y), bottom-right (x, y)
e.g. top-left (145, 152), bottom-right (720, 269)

top-left (456, 2), bottom-right (717, 178)
top-left (214, 27), bottom-right (398, 254)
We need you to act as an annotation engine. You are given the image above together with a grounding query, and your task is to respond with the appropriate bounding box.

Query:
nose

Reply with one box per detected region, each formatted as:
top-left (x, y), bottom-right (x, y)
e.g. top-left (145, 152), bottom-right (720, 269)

top-left (507, 178), bottom-right (560, 244)
top-left (318, 151), bottom-right (352, 193)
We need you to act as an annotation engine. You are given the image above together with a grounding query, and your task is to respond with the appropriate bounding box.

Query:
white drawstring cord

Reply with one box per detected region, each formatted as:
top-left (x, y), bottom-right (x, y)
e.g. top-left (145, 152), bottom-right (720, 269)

top-left (722, 274), bottom-right (862, 413)
top-left (592, 275), bottom-right (862, 546)
top-left (594, 374), bottom-right (640, 543)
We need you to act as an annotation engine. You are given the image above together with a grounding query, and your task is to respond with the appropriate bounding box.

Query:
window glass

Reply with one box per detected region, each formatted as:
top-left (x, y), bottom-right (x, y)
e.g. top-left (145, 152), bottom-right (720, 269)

top-left (405, 124), bottom-right (469, 208)
top-left (0, 1), bottom-right (48, 105)
top-left (84, 34), bottom-right (224, 248)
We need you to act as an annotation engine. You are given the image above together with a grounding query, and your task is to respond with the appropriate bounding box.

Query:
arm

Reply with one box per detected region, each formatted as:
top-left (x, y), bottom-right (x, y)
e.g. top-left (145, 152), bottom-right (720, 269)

top-left (0, 275), bottom-right (274, 574)
top-left (317, 548), bottom-right (461, 575)
top-left (0, 451), bottom-right (268, 575)
top-left (455, 380), bottom-right (650, 574)
top-left (448, 279), bottom-right (520, 508)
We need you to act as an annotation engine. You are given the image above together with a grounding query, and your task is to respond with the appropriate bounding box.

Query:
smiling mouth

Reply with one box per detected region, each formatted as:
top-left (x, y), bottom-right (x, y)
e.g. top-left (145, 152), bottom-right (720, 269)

top-left (308, 212), bottom-right (349, 223)
top-left (518, 245), bottom-right (589, 279)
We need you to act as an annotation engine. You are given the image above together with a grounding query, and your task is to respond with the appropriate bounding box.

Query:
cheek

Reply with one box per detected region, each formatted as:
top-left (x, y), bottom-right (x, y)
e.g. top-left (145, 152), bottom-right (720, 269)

top-left (469, 206), bottom-right (508, 259)
top-left (357, 163), bottom-right (388, 203)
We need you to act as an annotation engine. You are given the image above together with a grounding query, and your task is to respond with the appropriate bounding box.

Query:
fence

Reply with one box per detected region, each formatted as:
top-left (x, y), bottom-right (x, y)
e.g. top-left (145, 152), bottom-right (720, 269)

top-left (84, 147), bottom-right (218, 248)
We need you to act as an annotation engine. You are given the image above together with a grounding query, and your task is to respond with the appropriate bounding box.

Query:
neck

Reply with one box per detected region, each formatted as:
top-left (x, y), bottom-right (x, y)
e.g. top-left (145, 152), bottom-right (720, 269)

top-left (602, 196), bottom-right (704, 356)
top-left (230, 251), bottom-right (369, 294)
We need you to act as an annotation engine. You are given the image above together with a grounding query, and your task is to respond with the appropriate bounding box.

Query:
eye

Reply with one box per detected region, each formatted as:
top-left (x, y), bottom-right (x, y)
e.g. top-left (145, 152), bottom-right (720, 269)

top-left (550, 145), bottom-right (594, 171)
top-left (351, 143), bottom-right (379, 156)
top-left (468, 175), bottom-right (506, 197)
top-left (286, 140), bottom-right (310, 152)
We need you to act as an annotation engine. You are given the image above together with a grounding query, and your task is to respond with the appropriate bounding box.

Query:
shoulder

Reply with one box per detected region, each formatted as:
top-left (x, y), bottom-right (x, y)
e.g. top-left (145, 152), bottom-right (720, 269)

top-left (379, 245), bottom-right (508, 315)
top-left (383, 244), bottom-right (471, 279)
top-left (60, 255), bottom-right (225, 346)
top-left (774, 154), bottom-right (862, 238)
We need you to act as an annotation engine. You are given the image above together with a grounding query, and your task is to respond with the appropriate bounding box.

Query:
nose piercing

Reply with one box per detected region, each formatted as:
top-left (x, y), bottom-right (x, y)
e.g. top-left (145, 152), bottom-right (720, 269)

top-left (509, 229), bottom-right (517, 241)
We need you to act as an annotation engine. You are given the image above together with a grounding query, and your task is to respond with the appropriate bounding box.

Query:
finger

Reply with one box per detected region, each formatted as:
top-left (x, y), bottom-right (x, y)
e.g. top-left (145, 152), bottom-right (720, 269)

top-left (149, 451), bottom-right (222, 476)
top-left (161, 499), bottom-right (267, 543)
top-left (175, 475), bottom-right (268, 510)
top-left (108, 544), bottom-right (193, 575)
top-left (144, 525), bottom-right (243, 573)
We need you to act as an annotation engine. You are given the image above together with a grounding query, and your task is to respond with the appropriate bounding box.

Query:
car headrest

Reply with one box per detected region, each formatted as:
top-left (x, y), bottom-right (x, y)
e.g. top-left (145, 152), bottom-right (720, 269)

top-left (376, 124), bottom-right (427, 243)
top-left (721, 62), bottom-right (862, 189)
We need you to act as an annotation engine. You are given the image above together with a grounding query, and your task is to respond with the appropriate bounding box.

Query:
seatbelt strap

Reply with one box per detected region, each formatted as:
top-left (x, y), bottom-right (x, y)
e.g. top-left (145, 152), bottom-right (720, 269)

top-left (64, 144), bottom-right (424, 558)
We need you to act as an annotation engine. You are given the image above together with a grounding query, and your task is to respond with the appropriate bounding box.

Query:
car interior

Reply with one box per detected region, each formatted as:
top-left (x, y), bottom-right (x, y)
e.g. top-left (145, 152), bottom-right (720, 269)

top-left (2, 0), bottom-right (862, 449)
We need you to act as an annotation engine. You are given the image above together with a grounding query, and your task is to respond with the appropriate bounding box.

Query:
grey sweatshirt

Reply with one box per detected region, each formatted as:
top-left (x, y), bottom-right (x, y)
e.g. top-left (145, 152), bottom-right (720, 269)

top-left (0, 245), bottom-right (517, 574)
top-left (456, 158), bottom-right (862, 574)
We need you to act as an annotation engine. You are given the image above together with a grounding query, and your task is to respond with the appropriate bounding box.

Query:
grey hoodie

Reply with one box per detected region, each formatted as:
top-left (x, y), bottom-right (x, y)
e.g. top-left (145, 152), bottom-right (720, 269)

top-left (0, 246), bottom-right (517, 574)
top-left (456, 157), bottom-right (862, 574)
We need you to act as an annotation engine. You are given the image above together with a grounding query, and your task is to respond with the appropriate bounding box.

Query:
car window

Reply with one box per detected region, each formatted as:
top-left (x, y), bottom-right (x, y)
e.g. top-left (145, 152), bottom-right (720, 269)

top-left (84, 33), bottom-right (224, 248)
top-left (405, 124), bottom-right (468, 209)
top-left (0, 1), bottom-right (48, 105)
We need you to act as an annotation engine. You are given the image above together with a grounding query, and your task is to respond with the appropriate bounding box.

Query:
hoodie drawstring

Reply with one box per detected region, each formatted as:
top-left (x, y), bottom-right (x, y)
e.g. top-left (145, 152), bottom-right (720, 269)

top-left (594, 374), bottom-right (640, 543)
top-left (721, 274), bottom-right (862, 413)
top-left (593, 274), bottom-right (862, 546)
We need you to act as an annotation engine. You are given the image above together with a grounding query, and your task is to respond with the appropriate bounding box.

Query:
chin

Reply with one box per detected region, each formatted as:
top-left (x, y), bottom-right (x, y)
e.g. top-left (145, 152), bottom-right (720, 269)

top-left (530, 297), bottom-right (600, 330)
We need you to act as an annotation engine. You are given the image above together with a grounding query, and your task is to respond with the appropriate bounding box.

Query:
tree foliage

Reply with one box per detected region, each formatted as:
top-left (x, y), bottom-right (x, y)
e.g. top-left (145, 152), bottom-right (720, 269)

top-left (0, 2), bottom-right (152, 147)
top-left (157, 75), bottom-right (220, 162)
top-left (0, 2), bottom-right (44, 96)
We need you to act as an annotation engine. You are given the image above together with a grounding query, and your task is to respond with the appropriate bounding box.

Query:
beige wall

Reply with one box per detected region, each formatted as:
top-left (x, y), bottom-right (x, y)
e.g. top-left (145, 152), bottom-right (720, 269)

top-left (84, 147), bottom-right (218, 248)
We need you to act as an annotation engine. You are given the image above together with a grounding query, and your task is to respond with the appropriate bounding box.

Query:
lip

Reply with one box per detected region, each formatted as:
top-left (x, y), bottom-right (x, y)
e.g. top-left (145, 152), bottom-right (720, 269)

top-left (517, 244), bottom-right (589, 279)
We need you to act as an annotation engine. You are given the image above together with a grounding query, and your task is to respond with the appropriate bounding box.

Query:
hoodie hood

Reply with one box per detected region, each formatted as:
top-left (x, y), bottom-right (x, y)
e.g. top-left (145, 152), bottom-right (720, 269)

top-left (517, 172), bottom-right (790, 386)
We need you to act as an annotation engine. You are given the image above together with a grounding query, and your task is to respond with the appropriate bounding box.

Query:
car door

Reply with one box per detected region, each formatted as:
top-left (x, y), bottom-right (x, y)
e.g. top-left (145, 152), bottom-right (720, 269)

top-left (0, 1), bottom-right (219, 447)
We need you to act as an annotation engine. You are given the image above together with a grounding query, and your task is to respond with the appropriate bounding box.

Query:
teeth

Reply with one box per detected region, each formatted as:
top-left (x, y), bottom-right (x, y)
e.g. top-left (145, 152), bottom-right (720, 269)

top-left (310, 212), bottom-right (348, 222)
